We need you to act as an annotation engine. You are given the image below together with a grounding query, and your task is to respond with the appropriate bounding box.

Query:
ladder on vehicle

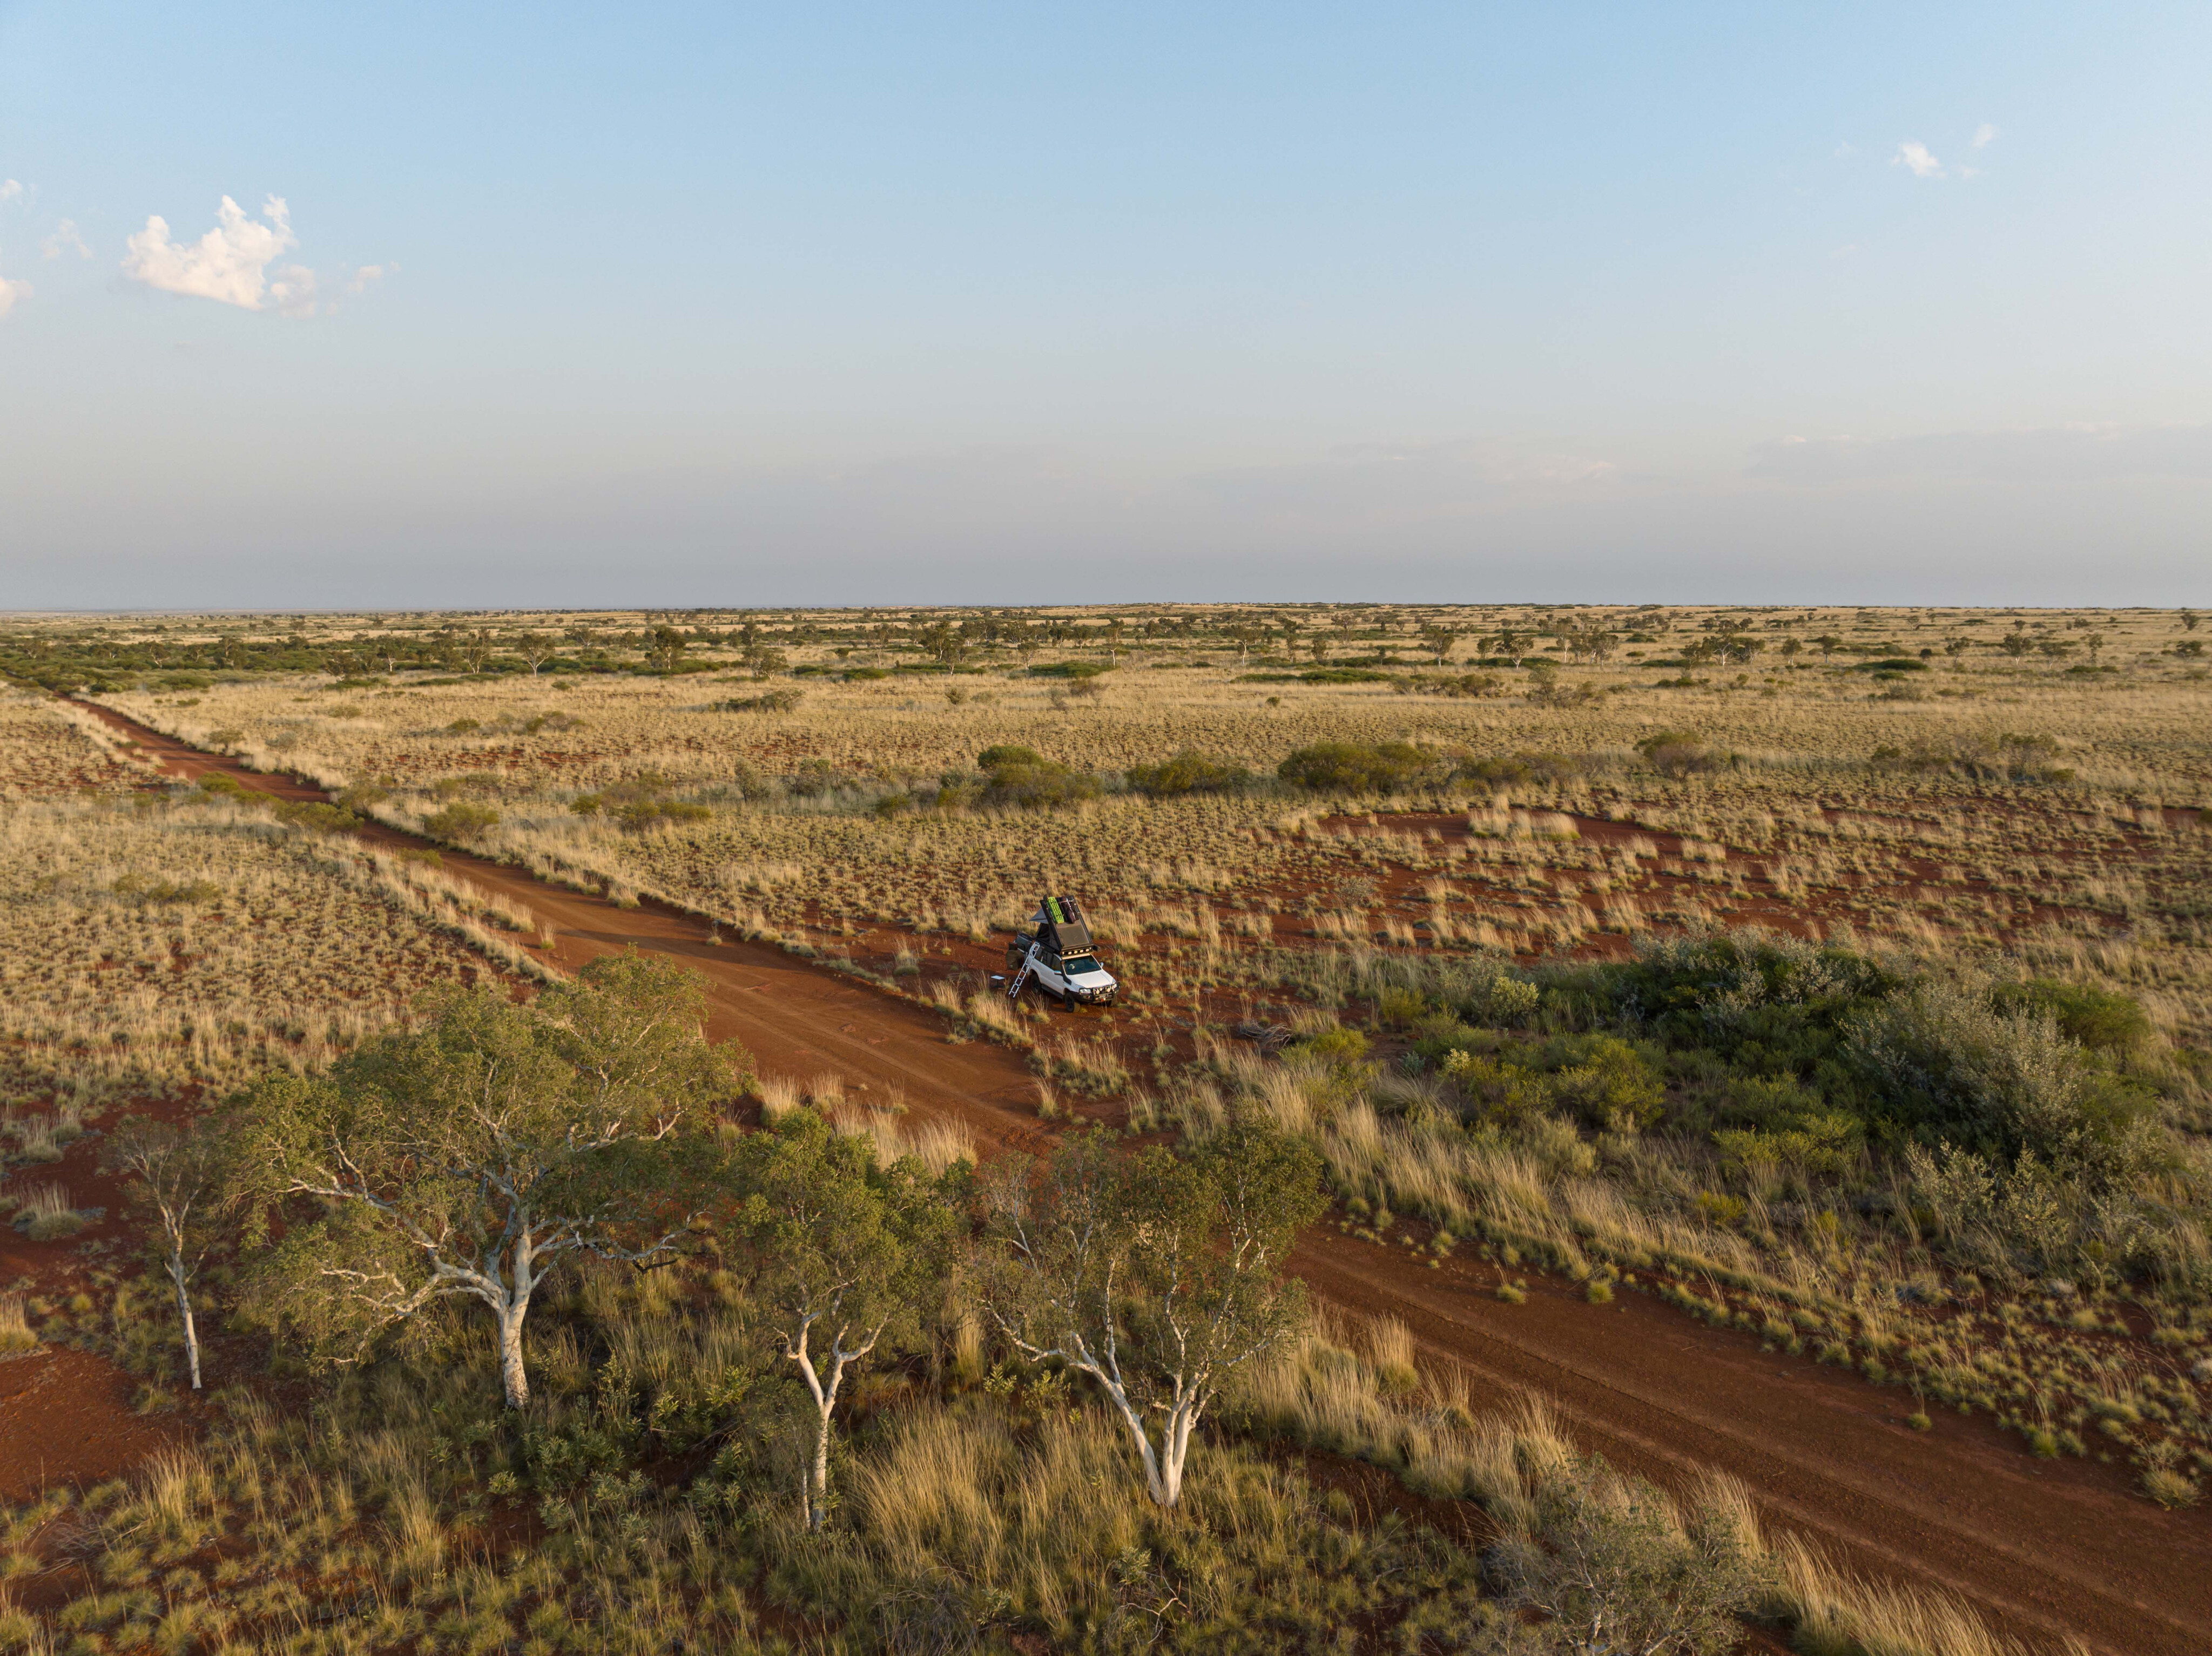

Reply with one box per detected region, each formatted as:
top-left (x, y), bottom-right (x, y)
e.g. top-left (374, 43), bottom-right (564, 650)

top-left (1007, 943), bottom-right (1037, 1001)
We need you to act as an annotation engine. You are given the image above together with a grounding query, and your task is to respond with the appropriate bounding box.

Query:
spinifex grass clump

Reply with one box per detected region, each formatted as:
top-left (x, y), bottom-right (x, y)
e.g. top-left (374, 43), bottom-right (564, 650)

top-left (0, 1292), bottom-right (35, 1355)
top-left (12, 1182), bottom-right (86, 1241)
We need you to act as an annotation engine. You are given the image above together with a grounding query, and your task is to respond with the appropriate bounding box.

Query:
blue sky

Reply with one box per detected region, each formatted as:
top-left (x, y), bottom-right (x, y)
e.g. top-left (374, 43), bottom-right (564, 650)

top-left (3, 2), bottom-right (2208, 607)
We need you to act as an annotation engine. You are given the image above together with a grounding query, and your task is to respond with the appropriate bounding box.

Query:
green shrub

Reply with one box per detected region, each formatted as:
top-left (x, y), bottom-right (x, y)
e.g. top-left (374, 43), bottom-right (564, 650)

top-left (1453, 750), bottom-right (1586, 787)
top-left (1439, 1049), bottom-right (1554, 1126)
top-left (422, 802), bottom-right (500, 843)
top-left (1291, 1027), bottom-right (1371, 1066)
top-left (1632, 729), bottom-right (1727, 776)
top-left (1374, 988), bottom-right (1427, 1030)
top-left (430, 772), bottom-right (504, 800)
top-left (713, 690), bottom-right (804, 713)
top-left (1277, 740), bottom-right (1433, 792)
top-left (569, 771), bottom-right (712, 829)
top-left (1992, 979), bottom-right (2152, 1055)
top-left (1535, 1035), bottom-right (1666, 1132)
top-left (616, 799), bottom-right (712, 832)
top-left (273, 800), bottom-right (362, 835)
top-left (1848, 979), bottom-right (2153, 1164)
top-left (112, 874), bottom-right (222, 904)
top-left (1126, 751), bottom-right (1251, 797)
top-left (973, 747), bottom-right (1101, 809)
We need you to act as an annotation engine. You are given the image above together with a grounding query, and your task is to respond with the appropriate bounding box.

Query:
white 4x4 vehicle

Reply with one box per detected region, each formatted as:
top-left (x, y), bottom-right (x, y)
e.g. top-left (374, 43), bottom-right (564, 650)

top-left (1006, 894), bottom-right (1120, 1006)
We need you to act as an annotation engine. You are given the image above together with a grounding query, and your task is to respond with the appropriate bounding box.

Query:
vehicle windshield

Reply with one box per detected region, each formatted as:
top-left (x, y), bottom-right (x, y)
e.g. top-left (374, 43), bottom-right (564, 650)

top-left (1060, 953), bottom-right (1099, 973)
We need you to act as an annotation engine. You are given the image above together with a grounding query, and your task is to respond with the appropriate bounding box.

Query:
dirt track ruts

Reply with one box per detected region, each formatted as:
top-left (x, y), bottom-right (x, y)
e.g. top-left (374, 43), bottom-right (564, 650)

top-left (80, 700), bottom-right (2211, 1656)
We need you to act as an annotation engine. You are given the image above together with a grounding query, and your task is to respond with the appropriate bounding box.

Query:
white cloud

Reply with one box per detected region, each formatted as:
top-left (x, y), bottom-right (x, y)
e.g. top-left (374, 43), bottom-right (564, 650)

top-left (122, 194), bottom-right (300, 311)
top-left (0, 180), bottom-right (22, 206)
top-left (0, 275), bottom-right (30, 319)
top-left (1972, 122), bottom-right (1998, 148)
top-left (268, 263), bottom-right (319, 318)
top-left (41, 219), bottom-right (90, 260)
top-left (1892, 141), bottom-right (1944, 179)
top-left (346, 263), bottom-right (387, 295)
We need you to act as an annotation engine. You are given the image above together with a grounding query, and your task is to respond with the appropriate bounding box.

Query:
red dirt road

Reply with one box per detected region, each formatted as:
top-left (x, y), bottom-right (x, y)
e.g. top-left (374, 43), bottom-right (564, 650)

top-left (72, 702), bottom-right (2212, 1655)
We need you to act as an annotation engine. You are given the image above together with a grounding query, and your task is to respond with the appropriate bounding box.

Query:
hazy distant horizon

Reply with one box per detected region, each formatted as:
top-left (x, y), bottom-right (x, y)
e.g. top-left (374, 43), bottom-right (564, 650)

top-left (5, 3), bottom-right (2208, 608)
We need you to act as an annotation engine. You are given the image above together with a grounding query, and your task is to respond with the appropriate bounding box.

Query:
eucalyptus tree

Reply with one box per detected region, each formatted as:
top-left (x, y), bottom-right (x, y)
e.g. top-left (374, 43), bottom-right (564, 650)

top-left (981, 1123), bottom-right (1324, 1508)
top-left (727, 1109), bottom-right (962, 1530)
top-left (236, 953), bottom-right (743, 1407)
top-left (105, 1116), bottom-right (234, 1390)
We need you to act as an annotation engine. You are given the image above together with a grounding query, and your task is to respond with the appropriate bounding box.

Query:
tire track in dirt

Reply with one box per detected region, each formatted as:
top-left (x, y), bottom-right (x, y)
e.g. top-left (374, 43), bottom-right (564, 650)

top-left (82, 703), bottom-right (1048, 1154)
top-left (78, 701), bottom-right (2208, 1655)
top-left (1296, 1237), bottom-right (2208, 1656)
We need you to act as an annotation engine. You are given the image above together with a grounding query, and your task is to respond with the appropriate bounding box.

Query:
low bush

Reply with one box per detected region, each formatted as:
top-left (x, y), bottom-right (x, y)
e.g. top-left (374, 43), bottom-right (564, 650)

top-left (1992, 978), bottom-right (2152, 1054)
top-left (430, 772), bottom-right (504, 800)
top-left (1393, 672), bottom-right (1502, 698)
top-left (1452, 750), bottom-right (1587, 788)
top-left (570, 772), bottom-right (713, 829)
top-left (967, 745), bottom-right (1102, 809)
top-left (422, 802), bottom-right (500, 843)
top-left (112, 873), bottom-right (222, 904)
top-left (1125, 750), bottom-right (1251, 797)
top-left (1277, 740), bottom-right (1433, 792)
top-left (1633, 729), bottom-right (1728, 776)
top-left (713, 689), bottom-right (804, 713)
top-left (273, 800), bottom-right (361, 835)
top-left (1847, 978), bottom-right (2154, 1165)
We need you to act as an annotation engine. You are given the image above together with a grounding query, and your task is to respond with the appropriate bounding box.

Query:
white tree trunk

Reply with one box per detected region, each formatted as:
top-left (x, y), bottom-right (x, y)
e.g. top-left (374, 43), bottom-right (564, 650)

top-left (1088, 1368), bottom-right (1202, 1508)
top-left (495, 1230), bottom-right (538, 1409)
top-left (788, 1318), bottom-right (876, 1531)
top-left (167, 1252), bottom-right (201, 1391)
top-left (811, 1396), bottom-right (834, 1530)
top-left (792, 1332), bottom-right (843, 1530)
top-left (498, 1301), bottom-right (530, 1408)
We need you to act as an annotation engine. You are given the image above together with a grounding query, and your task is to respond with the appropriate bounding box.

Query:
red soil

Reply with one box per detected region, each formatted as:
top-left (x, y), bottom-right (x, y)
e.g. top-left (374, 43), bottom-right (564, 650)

top-left (66, 702), bottom-right (2212, 1655)
top-left (0, 1346), bottom-right (195, 1505)
top-left (1320, 805), bottom-right (2143, 954)
top-left (0, 1128), bottom-right (200, 1513)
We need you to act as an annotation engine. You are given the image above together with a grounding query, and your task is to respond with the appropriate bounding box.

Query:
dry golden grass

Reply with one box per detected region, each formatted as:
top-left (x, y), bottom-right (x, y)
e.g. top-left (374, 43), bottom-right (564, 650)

top-left (84, 604), bottom-right (2212, 1046)
top-left (0, 701), bottom-right (542, 1105)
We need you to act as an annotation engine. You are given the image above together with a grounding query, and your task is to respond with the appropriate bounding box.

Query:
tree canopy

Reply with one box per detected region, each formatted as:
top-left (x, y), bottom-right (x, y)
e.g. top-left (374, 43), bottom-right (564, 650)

top-left (726, 1108), bottom-right (964, 1529)
top-left (982, 1122), bottom-right (1325, 1507)
top-left (236, 952), bottom-right (745, 1407)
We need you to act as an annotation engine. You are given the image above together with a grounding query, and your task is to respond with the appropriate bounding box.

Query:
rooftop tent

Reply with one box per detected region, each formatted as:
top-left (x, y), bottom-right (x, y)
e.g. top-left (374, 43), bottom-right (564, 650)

top-left (1034, 893), bottom-right (1093, 954)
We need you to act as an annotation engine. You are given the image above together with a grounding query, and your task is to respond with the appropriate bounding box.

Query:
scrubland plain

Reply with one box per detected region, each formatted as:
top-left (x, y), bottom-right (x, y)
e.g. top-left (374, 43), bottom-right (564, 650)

top-left (2, 604), bottom-right (2208, 1656)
